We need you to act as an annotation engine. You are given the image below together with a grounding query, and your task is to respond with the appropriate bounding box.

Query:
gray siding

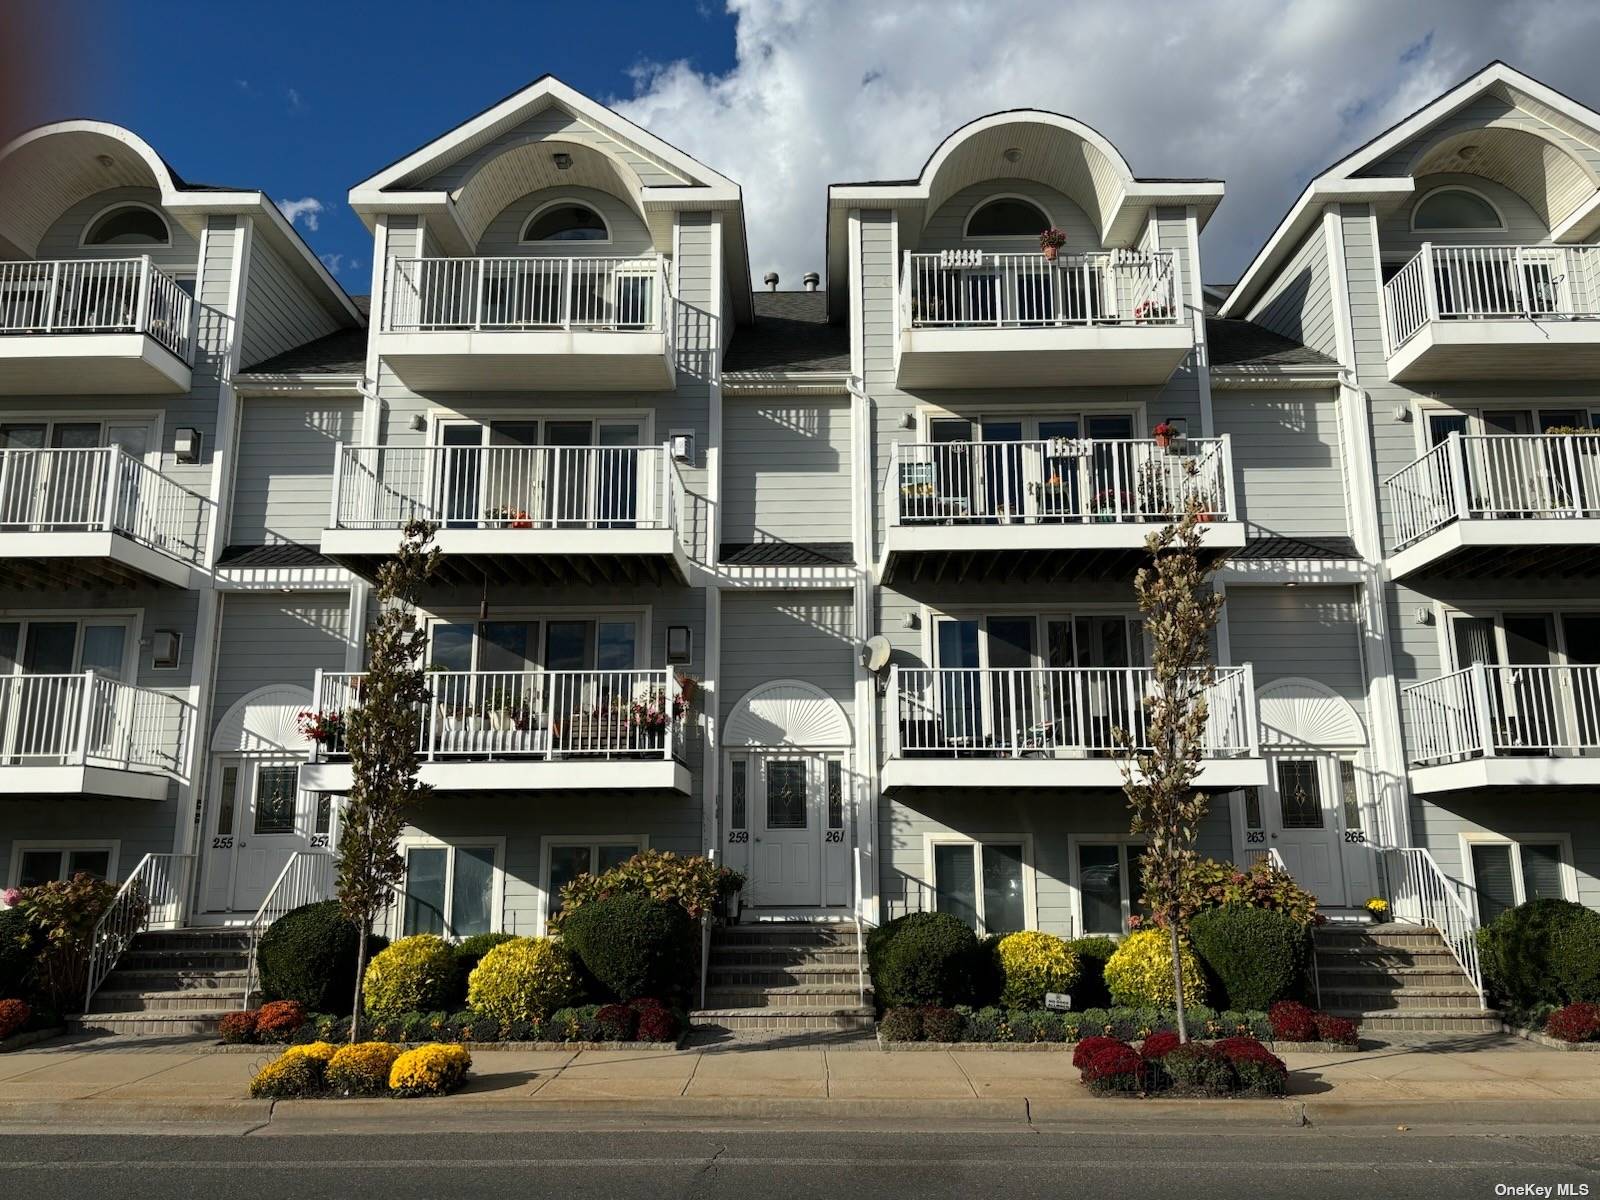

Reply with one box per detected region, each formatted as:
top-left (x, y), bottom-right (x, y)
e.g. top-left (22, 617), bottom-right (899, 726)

top-left (919, 180), bottom-right (1102, 254)
top-left (475, 185), bottom-right (653, 257)
top-left (230, 398), bottom-right (359, 546)
top-left (1248, 225), bottom-right (1337, 358)
top-left (210, 592), bottom-right (352, 737)
top-left (239, 232), bottom-right (342, 369)
top-left (1213, 388), bottom-right (1348, 538)
top-left (719, 590), bottom-right (856, 732)
top-left (1411, 792), bottom-right (1600, 911)
top-left (36, 186), bottom-right (200, 278)
top-left (721, 398), bottom-right (851, 546)
top-left (1225, 585), bottom-right (1368, 727)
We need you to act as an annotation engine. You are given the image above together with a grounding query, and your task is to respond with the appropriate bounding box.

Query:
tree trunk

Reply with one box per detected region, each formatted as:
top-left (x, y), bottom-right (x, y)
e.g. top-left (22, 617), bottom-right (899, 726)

top-left (349, 919), bottom-right (368, 1044)
top-left (1169, 916), bottom-right (1189, 1043)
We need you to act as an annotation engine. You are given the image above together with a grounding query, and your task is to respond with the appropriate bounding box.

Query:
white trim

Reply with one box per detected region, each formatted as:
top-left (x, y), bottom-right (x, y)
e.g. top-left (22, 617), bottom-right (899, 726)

top-left (1409, 184), bottom-right (1507, 232)
top-left (7, 840), bottom-right (121, 889)
top-left (395, 835), bottom-right (507, 940)
top-left (519, 197), bottom-right (612, 246)
top-left (535, 833), bottom-right (648, 936)
top-left (1458, 831), bottom-right (1578, 917)
top-left (920, 832), bottom-right (1037, 934)
top-left (1184, 205), bottom-right (1214, 437)
top-left (961, 193), bottom-right (1054, 239)
top-left (723, 678), bottom-right (852, 749)
top-left (78, 199), bottom-right (172, 249)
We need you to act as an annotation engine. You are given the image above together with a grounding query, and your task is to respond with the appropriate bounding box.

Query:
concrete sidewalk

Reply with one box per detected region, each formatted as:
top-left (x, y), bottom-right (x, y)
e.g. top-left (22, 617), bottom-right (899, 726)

top-left (2, 1036), bottom-right (1599, 1132)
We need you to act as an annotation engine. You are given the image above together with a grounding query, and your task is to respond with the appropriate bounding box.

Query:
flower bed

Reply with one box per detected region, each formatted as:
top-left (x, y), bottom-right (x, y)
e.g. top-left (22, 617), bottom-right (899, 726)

top-left (878, 1004), bottom-right (1273, 1046)
top-left (249, 1041), bottom-right (471, 1099)
top-left (220, 997), bottom-right (685, 1049)
top-left (1079, 1032), bottom-right (1290, 1098)
top-left (1267, 1001), bottom-right (1360, 1049)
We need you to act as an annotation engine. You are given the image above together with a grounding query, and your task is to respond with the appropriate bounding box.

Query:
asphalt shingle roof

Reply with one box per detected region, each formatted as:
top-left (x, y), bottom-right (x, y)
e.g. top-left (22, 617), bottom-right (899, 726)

top-left (217, 543), bottom-right (334, 568)
top-left (724, 291), bottom-right (851, 373)
top-left (1205, 317), bottom-right (1336, 368)
top-left (239, 296), bottom-right (370, 375)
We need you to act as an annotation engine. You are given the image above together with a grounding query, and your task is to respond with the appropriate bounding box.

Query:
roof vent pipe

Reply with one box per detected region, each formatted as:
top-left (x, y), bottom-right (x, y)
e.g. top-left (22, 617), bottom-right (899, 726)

top-left (763, 272), bottom-right (779, 292)
top-left (802, 271), bottom-right (820, 292)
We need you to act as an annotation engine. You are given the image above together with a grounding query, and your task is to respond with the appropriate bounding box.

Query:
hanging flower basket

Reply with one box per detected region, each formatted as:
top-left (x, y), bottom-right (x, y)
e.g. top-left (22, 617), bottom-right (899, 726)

top-left (1040, 226), bottom-right (1067, 262)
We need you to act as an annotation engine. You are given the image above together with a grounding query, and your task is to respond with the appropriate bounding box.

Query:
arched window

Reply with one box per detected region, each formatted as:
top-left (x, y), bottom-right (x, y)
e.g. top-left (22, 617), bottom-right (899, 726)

top-left (82, 204), bottom-right (170, 247)
top-left (1412, 187), bottom-right (1504, 231)
top-left (964, 197), bottom-right (1052, 238)
top-left (521, 202), bottom-right (609, 243)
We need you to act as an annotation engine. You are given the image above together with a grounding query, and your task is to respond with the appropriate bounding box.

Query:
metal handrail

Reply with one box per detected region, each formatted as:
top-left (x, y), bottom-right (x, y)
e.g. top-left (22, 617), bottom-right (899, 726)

top-left (385, 254), bottom-right (671, 334)
top-left (83, 852), bottom-right (194, 1013)
top-left (243, 851), bottom-right (336, 1006)
top-left (902, 249), bottom-right (1178, 329)
top-left (0, 256), bottom-right (195, 362)
top-left (1382, 846), bottom-right (1484, 1006)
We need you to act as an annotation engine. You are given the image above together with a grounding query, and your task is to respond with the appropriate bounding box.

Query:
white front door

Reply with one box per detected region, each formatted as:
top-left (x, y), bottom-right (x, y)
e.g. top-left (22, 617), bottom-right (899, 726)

top-left (751, 756), bottom-right (821, 907)
top-left (201, 758), bottom-right (315, 914)
top-left (1263, 756), bottom-right (1348, 907)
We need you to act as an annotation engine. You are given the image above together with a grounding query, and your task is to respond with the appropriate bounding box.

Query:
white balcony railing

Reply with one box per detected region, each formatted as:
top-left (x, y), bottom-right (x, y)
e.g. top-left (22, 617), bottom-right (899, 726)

top-left (901, 250), bottom-right (1179, 330)
top-left (0, 445), bottom-right (210, 564)
top-left (887, 437), bottom-right (1233, 526)
top-left (0, 672), bottom-right (186, 775)
top-left (331, 442), bottom-right (682, 536)
top-left (1383, 243), bottom-right (1600, 351)
top-left (1385, 432), bottom-right (1600, 550)
top-left (384, 255), bottom-right (672, 335)
top-left (0, 257), bottom-right (195, 362)
top-left (1403, 662), bottom-right (1600, 766)
top-left (888, 665), bottom-right (1257, 760)
top-left (309, 668), bottom-right (687, 764)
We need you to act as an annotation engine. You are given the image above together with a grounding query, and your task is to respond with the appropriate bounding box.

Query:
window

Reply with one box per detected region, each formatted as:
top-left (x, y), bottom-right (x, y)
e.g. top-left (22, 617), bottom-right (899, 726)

top-left (543, 837), bottom-right (644, 925)
top-left (766, 760), bottom-right (808, 830)
top-left (964, 197), bottom-right (1052, 238)
top-left (401, 842), bottom-right (500, 938)
top-left (83, 204), bottom-right (170, 247)
top-left (252, 765), bottom-right (299, 836)
top-left (929, 838), bottom-right (1029, 934)
top-left (9, 843), bottom-right (116, 889)
top-left (827, 760), bottom-right (844, 830)
top-left (1465, 837), bottom-right (1572, 924)
top-left (729, 758), bottom-right (747, 830)
top-left (1275, 760), bottom-right (1324, 830)
top-left (522, 203), bottom-right (609, 243)
top-left (1411, 188), bottom-right (1503, 231)
top-left (1076, 840), bottom-right (1148, 934)
top-left (1339, 760), bottom-right (1362, 831)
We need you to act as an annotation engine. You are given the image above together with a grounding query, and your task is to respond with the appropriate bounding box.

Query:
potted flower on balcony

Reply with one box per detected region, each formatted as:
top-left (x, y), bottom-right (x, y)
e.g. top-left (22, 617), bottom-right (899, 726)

top-left (1152, 421), bottom-right (1178, 451)
top-left (1039, 227), bottom-right (1068, 262)
top-left (297, 709), bottom-right (346, 750)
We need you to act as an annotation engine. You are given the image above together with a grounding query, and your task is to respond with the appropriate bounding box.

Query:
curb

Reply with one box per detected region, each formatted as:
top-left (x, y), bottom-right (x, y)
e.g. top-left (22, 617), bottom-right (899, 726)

top-left (1502, 1024), bottom-right (1600, 1052)
top-left (0, 1098), bottom-right (272, 1128)
top-left (1301, 1099), bottom-right (1600, 1127)
top-left (197, 1040), bottom-right (683, 1054)
top-left (0, 1027), bottom-right (66, 1054)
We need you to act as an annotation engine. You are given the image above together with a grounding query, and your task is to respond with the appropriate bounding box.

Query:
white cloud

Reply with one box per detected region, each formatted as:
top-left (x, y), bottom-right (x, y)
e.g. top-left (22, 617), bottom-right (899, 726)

top-left (278, 197), bottom-right (323, 232)
top-left (319, 252), bottom-right (344, 273)
top-left (615, 0), bottom-right (1600, 286)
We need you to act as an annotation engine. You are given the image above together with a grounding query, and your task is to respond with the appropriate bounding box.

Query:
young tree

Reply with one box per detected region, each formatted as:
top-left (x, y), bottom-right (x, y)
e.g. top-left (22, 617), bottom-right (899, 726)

top-left (1114, 500), bottom-right (1224, 1042)
top-left (337, 519), bottom-right (439, 1039)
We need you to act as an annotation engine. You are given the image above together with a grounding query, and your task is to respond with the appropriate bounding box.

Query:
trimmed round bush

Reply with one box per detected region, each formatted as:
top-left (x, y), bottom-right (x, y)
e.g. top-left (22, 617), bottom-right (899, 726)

top-left (1066, 937), bottom-right (1118, 1010)
top-left (1189, 904), bottom-right (1308, 1010)
top-left (0, 998), bottom-right (30, 1041)
top-left (1103, 929), bottom-right (1206, 1008)
top-left (218, 1009), bottom-right (258, 1044)
top-left (1313, 1012), bottom-right (1359, 1046)
top-left (362, 934), bottom-right (459, 1018)
top-left (1478, 898), bottom-right (1600, 1011)
top-left (466, 937), bottom-right (583, 1024)
top-left (869, 912), bottom-right (979, 1008)
top-left (452, 932), bottom-right (516, 1003)
top-left (595, 1003), bottom-right (638, 1042)
top-left (1162, 1042), bottom-right (1234, 1095)
top-left (1268, 1000), bottom-right (1317, 1042)
top-left (326, 1041), bottom-right (402, 1096)
top-left (389, 1043), bottom-right (471, 1097)
top-left (256, 999), bottom-right (306, 1043)
top-left (248, 1042), bottom-right (336, 1098)
top-left (1072, 1034), bottom-right (1126, 1071)
top-left (1140, 1030), bottom-right (1182, 1061)
top-left (558, 892), bottom-right (694, 1002)
top-left (996, 931), bottom-right (1080, 1009)
top-left (630, 997), bottom-right (679, 1043)
top-left (258, 901), bottom-right (387, 1012)
top-left (878, 1006), bottom-right (923, 1042)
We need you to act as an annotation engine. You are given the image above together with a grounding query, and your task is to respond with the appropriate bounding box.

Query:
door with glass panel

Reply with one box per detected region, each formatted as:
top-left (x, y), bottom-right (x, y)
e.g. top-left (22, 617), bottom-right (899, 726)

top-left (200, 759), bottom-right (316, 914)
top-left (0, 421), bottom-right (133, 531)
top-left (931, 841), bottom-right (1026, 934)
top-left (1261, 756), bottom-right (1347, 907)
top-left (751, 756), bottom-right (822, 907)
top-left (1045, 615), bottom-right (1143, 754)
top-left (402, 844), bottom-right (498, 938)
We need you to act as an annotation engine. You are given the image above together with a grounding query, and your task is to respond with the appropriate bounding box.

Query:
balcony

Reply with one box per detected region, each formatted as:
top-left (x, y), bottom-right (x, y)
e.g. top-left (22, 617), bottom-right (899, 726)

top-left (0, 258), bottom-right (194, 394)
top-left (321, 442), bottom-right (688, 585)
top-left (0, 446), bottom-right (211, 587)
top-left (895, 250), bottom-right (1190, 388)
top-left (1382, 244), bottom-right (1600, 381)
top-left (882, 664), bottom-right (1263, 790)
top-left (378, 255), bottom-right (674, 391)
top-left (299, 668), bottom-right (691, 794)
top-left (1403, 663), bottom-right (1600, 793)
top-left (1385, 432), bottom-right (1600, 578)
top-left (881, 436), bottom-right (1243, 583)
top-left (0, 672), bottom-right (187, 800)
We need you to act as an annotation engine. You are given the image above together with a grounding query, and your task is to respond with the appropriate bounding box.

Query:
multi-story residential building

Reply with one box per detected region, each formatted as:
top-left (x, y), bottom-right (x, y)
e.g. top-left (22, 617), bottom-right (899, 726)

top-left (1, 61), bottom-right (1595, 1031)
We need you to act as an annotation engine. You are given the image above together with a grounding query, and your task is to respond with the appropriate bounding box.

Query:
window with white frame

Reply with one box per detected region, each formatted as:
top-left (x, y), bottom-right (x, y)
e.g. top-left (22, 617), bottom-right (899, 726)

top-left (928, 837), bottom-right (1029, 934)
top-left (83, 204), bottom-right (171, 247)
top-left (9, 842), bottom-right (117, 889)
top-left (400, 841), bottom-right (500, 939)
top-left (542, 837), bottom-right (645, 926)
top-left (1075, 839), bottom-right (1148, 935)
top-left (521, 202), bottom-right (609, 243)
top-left (1410, 187), bottom-right (1504, 232)
top-left (1463, 835), bottom-right (1573, 925)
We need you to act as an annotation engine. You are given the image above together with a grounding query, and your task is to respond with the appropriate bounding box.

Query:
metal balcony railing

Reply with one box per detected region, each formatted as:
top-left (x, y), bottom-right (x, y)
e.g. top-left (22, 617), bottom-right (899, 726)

top-left (1383, 243), bottom-right (1600, 351)
top-left (0, 672), bottom-right (186, 775)
top-left (901, 249), bottom-right (1179, 330)
top-left (0, 257), bottom-right (195, 362)
top-left (384, 255), bottom-right (671, 335)
top-left (1403, 662), bottom-right (1600, 766)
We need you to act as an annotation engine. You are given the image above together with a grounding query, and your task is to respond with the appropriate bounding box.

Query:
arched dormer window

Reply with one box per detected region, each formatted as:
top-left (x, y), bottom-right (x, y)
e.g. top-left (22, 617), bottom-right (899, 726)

top-left (82, 203), bottom-right (170, 247)
top-left (521, 201), bottom-right (609, 243)
top-left (964, 196), bottom-right (1052, 238)
top-left (1411, 187), bottom-right (1504, 232)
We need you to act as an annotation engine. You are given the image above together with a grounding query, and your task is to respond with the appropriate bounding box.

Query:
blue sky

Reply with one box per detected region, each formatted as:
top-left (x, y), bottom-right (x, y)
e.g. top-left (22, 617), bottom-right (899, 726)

top-left (40, 0), bottom-right (1600, 294)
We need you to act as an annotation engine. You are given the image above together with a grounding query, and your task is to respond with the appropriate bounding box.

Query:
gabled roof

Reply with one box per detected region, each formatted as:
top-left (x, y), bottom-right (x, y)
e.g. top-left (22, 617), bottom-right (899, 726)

top-left (1221, 61), bottom-right (1600, 320)
top-left (240, 296), bottom-right (370, 378)
top-left (724, 291), bottom-right (850, 374)
top-left (1206, 317), bottom-right (1336, 368)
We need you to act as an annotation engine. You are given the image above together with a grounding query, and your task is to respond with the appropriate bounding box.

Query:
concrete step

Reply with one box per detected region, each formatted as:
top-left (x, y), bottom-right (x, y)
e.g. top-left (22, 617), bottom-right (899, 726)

top-left (115, 949), bottom-right (252, 973)
top-left (689, 1006), bottom-right (875, 1032)
top-left (708, 946), bottom-right (861, 968)
top-left (133, 930), bottom-right (254, 953)
top-left (713, 925), bottom-right (857, 949)
top-left (1319, 986), bottom-right (1483, 1012)
top-left (1313, 946), bottom-right (1461, 969)
top-left (98, 969), bottom-right (250, 992)
top-left (708, 966), bottom-right (866, 988)
top-left (704, 984), bottom-right (870, 1010)
top-left (1313, 926), bottom-right (1449, 952)
top-left (71, 1011), bottom-right (230, 1037)
top-left (1326, 1008), bottom-right (1501, 1035)
top-left (90, 988), bottom-right (250, 1014)
top-left (1317, 965), bottom-right (1473, 990)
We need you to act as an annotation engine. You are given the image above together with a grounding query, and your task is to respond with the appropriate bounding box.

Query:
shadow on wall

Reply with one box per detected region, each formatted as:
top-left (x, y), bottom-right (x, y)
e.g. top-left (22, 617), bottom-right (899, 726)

top-left (674, 298), bottom-right (717, 383)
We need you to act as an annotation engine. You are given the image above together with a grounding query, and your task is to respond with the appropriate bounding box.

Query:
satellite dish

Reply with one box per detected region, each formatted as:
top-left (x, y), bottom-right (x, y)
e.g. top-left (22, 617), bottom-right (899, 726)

top-left (860, 635), bottom-right (892, 673)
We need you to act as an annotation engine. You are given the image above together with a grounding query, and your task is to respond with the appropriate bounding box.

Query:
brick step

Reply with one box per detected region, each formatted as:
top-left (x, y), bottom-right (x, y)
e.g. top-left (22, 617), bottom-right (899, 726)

top-left (1313, 946), bottom-right (1461, 969)
top-left (1316, 965), bottom-right (1471, 990)
top-left (1313, 928), bottom-right (1449, 952)
top-left (90, 988), bottom-right (250, 1014)
top-left (708, 966), bottom-right (866, 988)
top-left (708, 947), bottom-right (861, 968)
top-left (114, 949), bottom-right (252, 973)
top-left (71, 1011), bottom-right (228, 1037)
top-left (98, 969), bottom-right (250, 992)
top-left (689, 1006), bottom-right (875, 1032)
top-left (704, 984), bottom-right (870, 1010)
top-left (1319, 987), bottom-right (1482, 1012)
top-left (713, 926), bottom-right (857, 949)
top-left (1326, 1008), bottom-right (1501, 1035)
top-left (133, 930), bottom-right (254, 953)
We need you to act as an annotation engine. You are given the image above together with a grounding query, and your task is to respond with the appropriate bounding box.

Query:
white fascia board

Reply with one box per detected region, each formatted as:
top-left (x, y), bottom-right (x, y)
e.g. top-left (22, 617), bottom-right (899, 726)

top-left (1410, 756), bottom-right (1600, 794)
top-left (1551, 189), bottom-right (1600, 243)
top-left (231, 374), bottom-right (363, 396)
top-left (882, 756), bottom-right (1267, 791)
top-left (300, 758), bottom-right (691, 794)
top-left (214, 564), bottom-right (354, 592)
top-left (1220, 179), bottom-right (1413, 320)
top-left (1209, 366), bottom-right (1343, 389)
top-left (1215, 559), bottom-right (1365, 584)
top-left (722, 370), bottom-right (851, 396)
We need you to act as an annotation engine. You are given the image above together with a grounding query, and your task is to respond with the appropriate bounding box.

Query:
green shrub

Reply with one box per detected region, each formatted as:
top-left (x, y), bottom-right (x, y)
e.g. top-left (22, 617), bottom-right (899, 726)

top-left (1478, 899), bottom-right (1600, 1011)
top-left (1189, 904), bottom-right (1308, 1010)
top-left (878, 1006), bottom-right (923, 1042)
top-left (6, 874), bottom-right (120, 1012)
top-left (550, 850), bottom-right (744, 930)
top-left (1011, 1009), bottom-right (1066, 1043)
top-left (258, 901), bottom-right (387, 1012)
top-left (969, 934), bottom-right (1005, 1007)
top-left (1103, 930), bottom-right (1206, 1008)
top-left (452, 932), bottom-right (516, 1003)
top-left (868, 912), bottom-right (979, 1007)
top-left (0, 907), bottom-right (36, 1001)
top-left (1175, 858), bottom-right (1320, 927)
top-left (558, 892), bottom-right (694, 1002)
top-left (1066, 937), bottom-right (1118, 1009)
top-left (963, 1005), bottom-right (1011, 1042)
top-left (466, 937), bottom-right (583, 1024)
top-left (550, 1004), bottom-right (603, 1041)
top-left (362, 934), bottom-right (460, 1018)
top-left (995, 931), bottom-right (1079, 1009)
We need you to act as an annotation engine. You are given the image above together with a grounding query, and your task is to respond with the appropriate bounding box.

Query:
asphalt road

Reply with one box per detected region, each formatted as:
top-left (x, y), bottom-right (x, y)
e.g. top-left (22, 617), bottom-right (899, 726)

top-left (2, 1128), bottom-right (1600, 1199)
